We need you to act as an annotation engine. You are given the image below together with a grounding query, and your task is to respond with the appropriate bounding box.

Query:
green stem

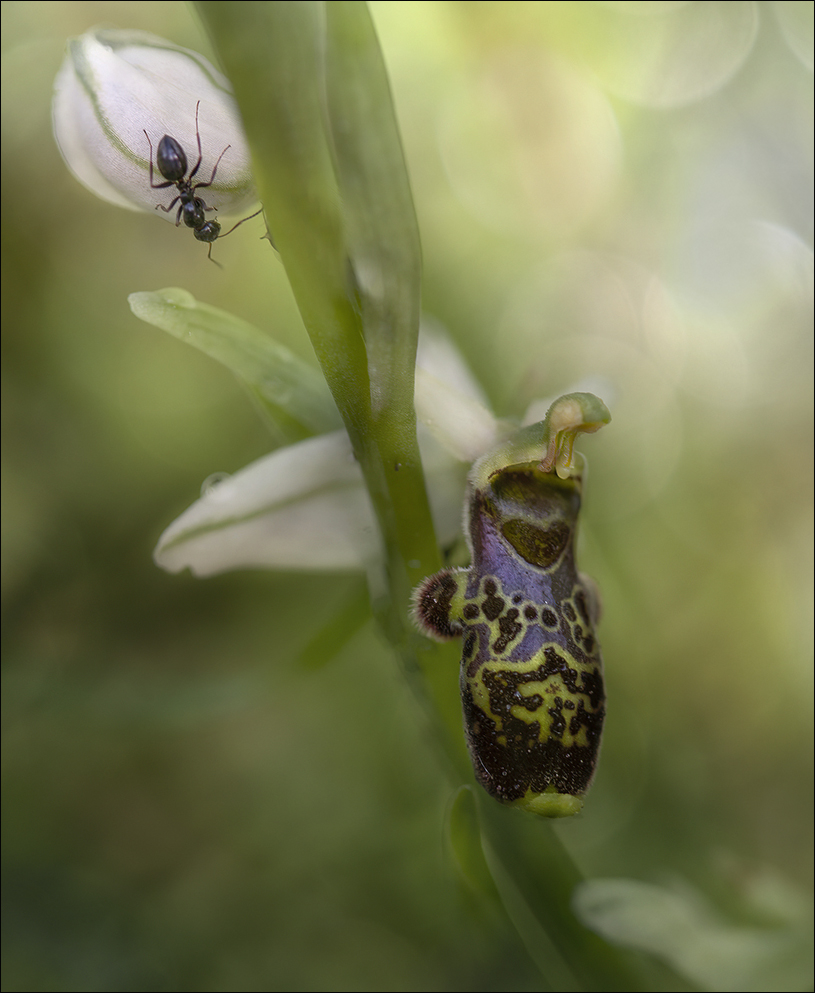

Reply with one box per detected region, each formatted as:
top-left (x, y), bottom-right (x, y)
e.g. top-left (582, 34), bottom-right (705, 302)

top-left (195, 0), bottom-right (455, 738)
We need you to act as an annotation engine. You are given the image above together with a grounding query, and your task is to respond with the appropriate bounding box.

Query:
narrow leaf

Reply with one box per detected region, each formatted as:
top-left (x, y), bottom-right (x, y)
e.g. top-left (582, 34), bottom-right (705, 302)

top-left (129, 288), bottom-right (341, 440)
top-left (323, 1), bottom-right (422, 419)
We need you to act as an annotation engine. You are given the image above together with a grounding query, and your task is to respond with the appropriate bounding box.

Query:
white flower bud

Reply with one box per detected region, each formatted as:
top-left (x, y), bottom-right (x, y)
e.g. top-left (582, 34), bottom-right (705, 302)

top-left (52, 28), bottom-right (256, 220)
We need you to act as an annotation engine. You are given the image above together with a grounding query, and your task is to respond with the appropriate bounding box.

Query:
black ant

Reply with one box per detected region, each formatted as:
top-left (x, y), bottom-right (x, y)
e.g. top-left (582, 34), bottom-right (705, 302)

top-left (144, 101), bottom-right (262, 264)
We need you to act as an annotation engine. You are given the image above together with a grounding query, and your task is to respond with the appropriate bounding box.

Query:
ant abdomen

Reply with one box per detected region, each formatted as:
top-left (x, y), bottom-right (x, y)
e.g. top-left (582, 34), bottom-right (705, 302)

top-left (155, 135), bottom-right (189, 185)
top-left (193, 221), bottom-right (221, 245)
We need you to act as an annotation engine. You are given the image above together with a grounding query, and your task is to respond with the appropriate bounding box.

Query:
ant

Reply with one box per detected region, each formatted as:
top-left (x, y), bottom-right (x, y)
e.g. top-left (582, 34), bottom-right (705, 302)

top-left (144, 101), bottom-right (262, 264)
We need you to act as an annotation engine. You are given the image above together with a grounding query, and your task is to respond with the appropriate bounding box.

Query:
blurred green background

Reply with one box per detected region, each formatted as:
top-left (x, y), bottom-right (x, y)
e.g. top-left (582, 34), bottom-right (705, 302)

top-left (2, 2), bottom-right (812, 990)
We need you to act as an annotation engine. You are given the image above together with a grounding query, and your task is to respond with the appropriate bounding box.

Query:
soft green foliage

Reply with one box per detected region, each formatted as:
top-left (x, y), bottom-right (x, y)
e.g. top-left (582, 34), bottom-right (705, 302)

top-left (573, 877), bottom-right (813, 993)
top-left (2, 2), bottom-right (812, 991)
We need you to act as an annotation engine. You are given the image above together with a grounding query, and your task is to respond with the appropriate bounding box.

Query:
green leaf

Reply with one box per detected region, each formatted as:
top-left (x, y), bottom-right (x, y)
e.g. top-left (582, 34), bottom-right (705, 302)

top-left (446, 786), bottom-right (502, 905)
top-left (129, 288), bottom-right (341, 442)
top-left (323, 1), bottom-right (422, 423)
top-left (477, 800), bottom-right (646, 993)
top-left (196, 1), bottom-right (370, 434)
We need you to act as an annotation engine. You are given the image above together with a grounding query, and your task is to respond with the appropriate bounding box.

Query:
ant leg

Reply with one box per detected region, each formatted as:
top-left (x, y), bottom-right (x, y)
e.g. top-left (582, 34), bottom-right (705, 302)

top-left (155, 194), bottom-right (181, 214)
top-left (218, 208), bottom-right (264, 240)
top-left (193, 143), bottom-right (231, 194)
top-left (144, 131), bottom-right (173, 191)
top-left (145, 131), bottom-right (155, 187)
top-left (188, 101), bottom-right (203, 181)
top-left (206, 242), bottom-right (224, 268)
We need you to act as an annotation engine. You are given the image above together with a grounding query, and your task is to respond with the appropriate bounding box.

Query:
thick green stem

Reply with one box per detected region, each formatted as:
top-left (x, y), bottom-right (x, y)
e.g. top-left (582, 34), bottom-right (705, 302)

top-left (195, 0), bottom-right (452, 733)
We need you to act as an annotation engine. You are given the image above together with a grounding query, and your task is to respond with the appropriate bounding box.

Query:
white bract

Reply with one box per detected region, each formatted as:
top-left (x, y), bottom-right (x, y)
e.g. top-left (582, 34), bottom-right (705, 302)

top-left (53, 28), bottom-right (255, 218)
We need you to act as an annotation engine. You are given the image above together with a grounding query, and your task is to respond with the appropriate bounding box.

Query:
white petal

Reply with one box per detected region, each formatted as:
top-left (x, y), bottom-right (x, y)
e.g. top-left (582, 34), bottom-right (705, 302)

top-left (415, 323), bottom-right (506, 461)
top-left (53, 28), bottom-right (255, 218)
top-left (415, 369), bottom-right (505, 462)
top-left (154, 433), bottom-right (379, 576)
top-left (416, 320), bottom-right (491, 405)
top-left (418, 427), bottom-right (470, 546)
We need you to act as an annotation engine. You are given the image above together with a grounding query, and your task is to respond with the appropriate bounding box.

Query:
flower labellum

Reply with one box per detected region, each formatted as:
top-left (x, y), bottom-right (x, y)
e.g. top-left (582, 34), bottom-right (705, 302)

top-left (52, 28), bottom-right (256, 219)
top-left (412, 393), bottom-right (611, 817)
